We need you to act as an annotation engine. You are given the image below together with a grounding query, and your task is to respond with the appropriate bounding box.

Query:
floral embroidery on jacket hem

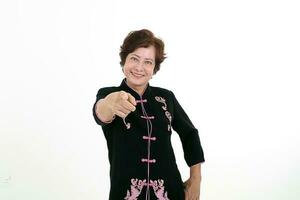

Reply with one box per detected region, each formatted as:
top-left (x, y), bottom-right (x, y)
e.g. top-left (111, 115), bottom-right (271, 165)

top-left (151, 179), bottom-right (170, 200)
top-left (124, 178), bottom-right (169, 200)
top-left (124, 179), bottom-right (146, 200)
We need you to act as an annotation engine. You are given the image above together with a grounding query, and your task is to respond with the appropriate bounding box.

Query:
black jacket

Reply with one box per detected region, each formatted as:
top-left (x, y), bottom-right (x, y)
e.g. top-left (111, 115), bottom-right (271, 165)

top-left (93, 79), bottom-right (205, 200)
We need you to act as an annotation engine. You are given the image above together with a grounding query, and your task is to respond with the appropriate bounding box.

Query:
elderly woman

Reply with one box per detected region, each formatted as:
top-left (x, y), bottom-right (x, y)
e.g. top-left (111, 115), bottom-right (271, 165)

top-left (93, 29), bottom-right (205, 200)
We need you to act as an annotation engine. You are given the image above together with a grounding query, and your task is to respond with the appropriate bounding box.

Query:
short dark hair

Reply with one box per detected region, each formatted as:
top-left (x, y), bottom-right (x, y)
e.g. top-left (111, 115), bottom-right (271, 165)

top-left (119, 29), bottom-right (166, 74)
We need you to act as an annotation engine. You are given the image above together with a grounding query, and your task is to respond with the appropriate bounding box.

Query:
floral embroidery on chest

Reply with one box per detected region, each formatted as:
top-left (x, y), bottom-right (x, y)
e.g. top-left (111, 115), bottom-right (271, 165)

top-left (155, 96), bottom-right (172, 131)
top-left (124, 178), bottom-right (170, 200)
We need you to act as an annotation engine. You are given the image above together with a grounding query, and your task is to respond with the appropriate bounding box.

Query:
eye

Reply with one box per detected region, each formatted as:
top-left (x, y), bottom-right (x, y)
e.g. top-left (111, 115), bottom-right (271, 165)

top-left (130, 57), bottom-right (139, 62)
top-left (145, 60), bottom-right (153, 65)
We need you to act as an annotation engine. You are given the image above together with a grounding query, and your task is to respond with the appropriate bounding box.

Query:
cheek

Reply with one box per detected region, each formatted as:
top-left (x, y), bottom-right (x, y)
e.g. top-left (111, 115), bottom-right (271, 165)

top-left (123, 64), bottom-right (131, 74)
top-left (146, 66), bottom-right (155, 76)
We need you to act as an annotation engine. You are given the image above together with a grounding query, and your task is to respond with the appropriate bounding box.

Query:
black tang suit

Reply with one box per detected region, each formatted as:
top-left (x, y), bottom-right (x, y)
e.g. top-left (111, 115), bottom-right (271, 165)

top-left (93, 79), bottom-right (205, 200)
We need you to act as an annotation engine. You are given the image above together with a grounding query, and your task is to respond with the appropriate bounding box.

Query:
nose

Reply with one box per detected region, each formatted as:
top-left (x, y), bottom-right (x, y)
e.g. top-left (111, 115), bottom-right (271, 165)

top-left (134, 61), bottom-right (144, 71)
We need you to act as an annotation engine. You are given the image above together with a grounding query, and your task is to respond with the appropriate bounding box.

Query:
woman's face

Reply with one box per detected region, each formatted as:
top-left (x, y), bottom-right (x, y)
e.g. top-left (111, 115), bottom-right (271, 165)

top-left (123, 45), bottom-right (156, 94)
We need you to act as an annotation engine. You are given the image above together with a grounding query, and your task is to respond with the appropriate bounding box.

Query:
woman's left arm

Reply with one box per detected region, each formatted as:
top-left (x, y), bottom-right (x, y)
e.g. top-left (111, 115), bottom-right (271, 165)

top-left (184, 163), bottom-right (202, 200)
top-left (169, 91), bottom-right (205, 200)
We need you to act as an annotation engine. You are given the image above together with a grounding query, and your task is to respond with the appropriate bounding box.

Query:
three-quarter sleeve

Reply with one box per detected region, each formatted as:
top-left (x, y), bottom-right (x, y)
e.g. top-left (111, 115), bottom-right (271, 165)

top-left (92, 87), bottom-right (116, 127)
top-left (170, 91), bottom-right (205, 166)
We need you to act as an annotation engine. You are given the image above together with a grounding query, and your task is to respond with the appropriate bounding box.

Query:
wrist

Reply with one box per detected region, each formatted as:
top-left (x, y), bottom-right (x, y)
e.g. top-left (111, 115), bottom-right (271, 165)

top-left (97, 98), bottom-right (115, 122)
top-left (190, 173), bottom-right (201, 180)
top-left (189, 163), bottom-right (201, 181)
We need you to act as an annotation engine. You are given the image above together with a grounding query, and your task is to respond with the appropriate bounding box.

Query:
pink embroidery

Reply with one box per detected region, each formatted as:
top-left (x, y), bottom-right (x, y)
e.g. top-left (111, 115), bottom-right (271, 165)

top-left (155, 96), bottom-right (167, 110)
top-left (151, 179), bottom-right (170, 200)
top-left (136, 99), bottom-right (147, 103)
top-left (141, 115), bottom-right (155, 120)
top-left (124, 179), bottom-right (169, 200)
top-left (165, 111), bottom-right (172, 122)
top-left (122, 98), bottom-right (149, 130)
top-left (143, 136), bottom-right (156, 141)
top-left (123, 118), bottom-right (131, 129)
top-left (165, 111), bottom-right (172, 131)
top-left (124, 179), bottom-right (146, 200)
top-left (141, 158), bottom-right (156, 163)
top-left (155, 96), bottom-right (172, 131)
top-left (138, 97), bottom-right (154, 199)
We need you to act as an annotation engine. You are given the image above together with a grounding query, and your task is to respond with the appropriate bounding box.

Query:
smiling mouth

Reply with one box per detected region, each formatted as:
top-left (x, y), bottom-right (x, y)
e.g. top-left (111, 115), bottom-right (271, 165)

top-left (131, 72), bottom-right (144, 78)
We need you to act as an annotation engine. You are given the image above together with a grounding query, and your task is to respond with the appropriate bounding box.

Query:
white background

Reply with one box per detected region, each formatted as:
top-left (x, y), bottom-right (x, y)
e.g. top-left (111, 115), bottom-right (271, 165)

top-left (1, 0), bottom-right (299, 199)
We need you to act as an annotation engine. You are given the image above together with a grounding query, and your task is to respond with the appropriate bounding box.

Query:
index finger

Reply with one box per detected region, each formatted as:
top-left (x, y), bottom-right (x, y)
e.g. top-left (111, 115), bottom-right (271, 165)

top-left (127, 93), bottom-right (136, 106)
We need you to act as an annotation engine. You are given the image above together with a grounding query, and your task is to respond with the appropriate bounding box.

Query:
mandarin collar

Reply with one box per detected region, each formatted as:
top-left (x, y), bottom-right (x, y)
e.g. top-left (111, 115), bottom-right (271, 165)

top-left (120, 78), bottom-right (151, 100)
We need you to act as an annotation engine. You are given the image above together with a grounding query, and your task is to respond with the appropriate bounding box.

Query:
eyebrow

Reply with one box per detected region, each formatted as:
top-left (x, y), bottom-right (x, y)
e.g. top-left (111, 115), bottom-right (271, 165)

top-left (131, 53), bottom-right (154, 62)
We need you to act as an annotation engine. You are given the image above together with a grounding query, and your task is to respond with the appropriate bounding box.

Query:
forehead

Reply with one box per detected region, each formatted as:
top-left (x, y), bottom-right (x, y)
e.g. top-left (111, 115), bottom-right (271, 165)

top-left (129, 46), bottom-right (156, 60)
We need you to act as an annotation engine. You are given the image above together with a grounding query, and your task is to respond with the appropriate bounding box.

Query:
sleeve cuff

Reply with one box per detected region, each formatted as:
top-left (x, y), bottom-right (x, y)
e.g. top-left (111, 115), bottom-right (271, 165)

top-left (93, 100), bottom-right (115, 126)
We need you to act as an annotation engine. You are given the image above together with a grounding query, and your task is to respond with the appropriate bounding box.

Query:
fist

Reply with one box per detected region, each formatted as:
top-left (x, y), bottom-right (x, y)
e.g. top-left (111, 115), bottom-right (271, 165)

top-left (107, 91), bottom-right (137, 118)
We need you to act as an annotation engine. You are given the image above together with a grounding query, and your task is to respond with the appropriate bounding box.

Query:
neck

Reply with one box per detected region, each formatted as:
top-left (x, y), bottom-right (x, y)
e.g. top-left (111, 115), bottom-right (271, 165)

top-left (134, 88), bottom-right (145, 96)
top-left (125, 80), bottom-right (147, 96)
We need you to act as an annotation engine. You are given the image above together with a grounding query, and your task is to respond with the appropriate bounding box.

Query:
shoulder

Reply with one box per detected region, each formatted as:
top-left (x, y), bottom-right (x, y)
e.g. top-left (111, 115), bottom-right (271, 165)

top-left (150, 86), bottom-right (174, 96)
top-left (150, 86), bottom-right (175, 101)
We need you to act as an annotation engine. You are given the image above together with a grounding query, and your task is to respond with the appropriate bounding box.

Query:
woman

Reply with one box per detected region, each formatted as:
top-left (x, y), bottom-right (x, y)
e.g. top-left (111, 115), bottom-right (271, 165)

top-left (93, 29), bottom-right (205, 200)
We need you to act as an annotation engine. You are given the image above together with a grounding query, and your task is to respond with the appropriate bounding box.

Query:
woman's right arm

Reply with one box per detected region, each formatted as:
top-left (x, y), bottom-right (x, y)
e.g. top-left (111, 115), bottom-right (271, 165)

top-left (95, 91), bottom-right (136, 123)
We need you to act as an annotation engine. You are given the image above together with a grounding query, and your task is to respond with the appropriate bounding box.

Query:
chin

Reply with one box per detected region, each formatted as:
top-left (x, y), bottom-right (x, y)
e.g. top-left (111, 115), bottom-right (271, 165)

top-left (127, 76), bottom-right (149, 86)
